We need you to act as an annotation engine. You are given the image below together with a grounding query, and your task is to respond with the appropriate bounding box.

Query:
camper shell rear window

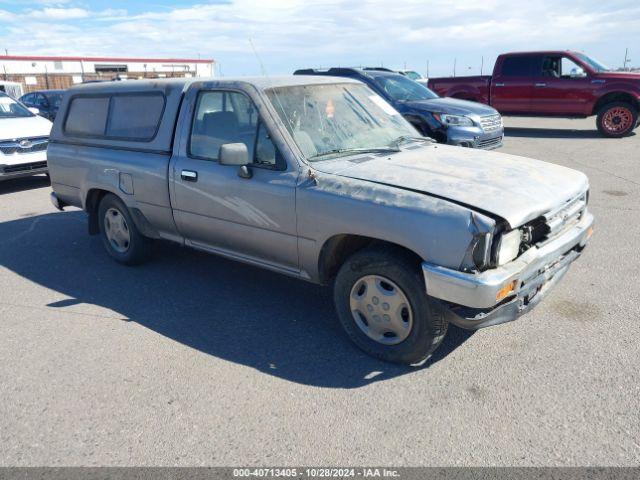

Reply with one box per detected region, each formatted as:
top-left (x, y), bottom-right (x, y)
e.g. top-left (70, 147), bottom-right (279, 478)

top-left (64, 92), bottom-right (166, 142)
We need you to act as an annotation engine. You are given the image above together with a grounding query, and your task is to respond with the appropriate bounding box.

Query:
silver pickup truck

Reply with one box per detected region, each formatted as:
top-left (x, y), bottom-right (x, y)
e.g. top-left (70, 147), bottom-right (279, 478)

top-left (48, 76), bottom-right (594, 365)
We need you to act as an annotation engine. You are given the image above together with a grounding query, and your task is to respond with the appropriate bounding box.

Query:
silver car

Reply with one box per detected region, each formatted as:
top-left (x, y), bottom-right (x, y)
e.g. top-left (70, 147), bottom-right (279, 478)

top-left (48, 76), bottom-right (593, 364)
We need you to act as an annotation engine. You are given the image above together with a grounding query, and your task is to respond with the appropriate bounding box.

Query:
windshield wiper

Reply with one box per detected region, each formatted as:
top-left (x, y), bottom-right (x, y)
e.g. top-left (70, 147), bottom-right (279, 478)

top-left (309, 146), bottom-right (400, 160)
top-left (388, 135), bottom-right (435, 149)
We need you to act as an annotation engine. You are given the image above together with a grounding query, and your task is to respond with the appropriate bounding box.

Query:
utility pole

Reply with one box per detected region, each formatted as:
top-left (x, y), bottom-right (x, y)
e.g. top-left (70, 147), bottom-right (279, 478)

top-left (623, 48), bottom-right (630, 71)
top-left (480, 56), bottom-right (484, 75)
top-left (453, 58), bottom-right (457, 77)
top-left (426, 60), bottom-right (429, 78)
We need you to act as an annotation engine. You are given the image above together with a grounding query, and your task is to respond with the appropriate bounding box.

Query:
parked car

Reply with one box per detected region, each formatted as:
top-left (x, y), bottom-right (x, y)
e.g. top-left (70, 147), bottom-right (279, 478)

top-left (19, 89), bottom-right (65, 121)
top-left (0, 92), bottom-right (51, 181)
top-left (428, 50), bottom-right (640, 138)
top-left (48, 77), bottom-right (593, 364)
top-left (295, 67), bottom-right (503, 149)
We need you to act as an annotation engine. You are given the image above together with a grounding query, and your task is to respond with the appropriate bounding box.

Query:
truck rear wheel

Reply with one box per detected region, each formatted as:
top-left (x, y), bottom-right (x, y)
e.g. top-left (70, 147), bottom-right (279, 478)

top-left (98, 194), bottom-right (149, 265)
top-left (596, 102), bottom-right (637, 138)
top-left (333, 246), bottom-right (448, 365)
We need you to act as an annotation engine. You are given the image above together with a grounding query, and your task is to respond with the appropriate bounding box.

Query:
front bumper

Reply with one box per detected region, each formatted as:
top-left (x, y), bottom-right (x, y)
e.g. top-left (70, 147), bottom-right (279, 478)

top-left (446, 125), bottom-right (503, 150)
top-left (422, 211), bottom-right (594, 329)
top-left (0, 160), bottom-right (48, 180)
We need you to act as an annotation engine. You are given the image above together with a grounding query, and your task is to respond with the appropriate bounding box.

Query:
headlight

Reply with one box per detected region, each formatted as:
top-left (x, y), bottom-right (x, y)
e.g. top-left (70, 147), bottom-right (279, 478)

top-left (496, 229), bottom-right (522, 266)
top-left (433, 113), bottom-right (474, 127)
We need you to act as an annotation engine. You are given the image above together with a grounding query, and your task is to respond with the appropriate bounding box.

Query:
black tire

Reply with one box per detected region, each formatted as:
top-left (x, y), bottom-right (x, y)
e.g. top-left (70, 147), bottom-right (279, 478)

top-left (98, 193), bottom-right (149, 265)
top-left (333, 246), bottom-right (448, 365)
top-left (596, 101), bottom-right (638, 138)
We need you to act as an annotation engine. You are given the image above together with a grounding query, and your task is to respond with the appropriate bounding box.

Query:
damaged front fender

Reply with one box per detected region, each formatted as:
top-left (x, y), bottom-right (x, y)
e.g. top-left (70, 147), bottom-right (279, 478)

top-left (296, 167), bottom-right (498, 282)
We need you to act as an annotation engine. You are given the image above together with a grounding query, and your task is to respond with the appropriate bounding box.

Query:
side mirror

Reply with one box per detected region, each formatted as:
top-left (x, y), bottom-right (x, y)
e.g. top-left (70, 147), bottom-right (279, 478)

top-left (28, 107), bottom-right (40, 115)
top-left (570, 67), bottom-right (587, 78)
top-left (219, 143), bottom-right (249, 166)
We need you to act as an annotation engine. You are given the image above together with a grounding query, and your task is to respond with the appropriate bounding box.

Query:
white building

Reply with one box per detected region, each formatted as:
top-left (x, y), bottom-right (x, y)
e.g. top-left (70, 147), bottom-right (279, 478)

top-left (0, 55), bottom-right (215, 93)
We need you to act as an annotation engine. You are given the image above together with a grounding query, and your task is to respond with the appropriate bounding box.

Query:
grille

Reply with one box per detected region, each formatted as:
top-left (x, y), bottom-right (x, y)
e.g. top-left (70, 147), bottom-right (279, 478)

top-left (480, 114), bottom-right (502, 133)
top-left (2, 161), bottom-right (48, 174)
top-left (0, 137), bottom-right (49, 155)
top-left (544, 193), bottom-right (587, 239)
top-left (477, 136), bottom-right (503, 149)
top-left (520, 192), bottom-right (588, 250)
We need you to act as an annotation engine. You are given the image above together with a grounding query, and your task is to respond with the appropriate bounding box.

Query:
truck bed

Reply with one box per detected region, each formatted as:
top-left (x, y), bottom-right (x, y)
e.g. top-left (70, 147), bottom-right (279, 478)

top-left (427, 75), bottom-right (492, 104)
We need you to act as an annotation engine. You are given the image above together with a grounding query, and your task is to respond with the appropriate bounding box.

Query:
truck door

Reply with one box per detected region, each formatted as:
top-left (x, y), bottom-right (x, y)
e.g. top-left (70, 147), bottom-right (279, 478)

top-left (169, 87), bottom-right (300, 273)
top-left (529, 55), bottom-right (594, 116)
top-left (490, 55), bottom-right (537, 114)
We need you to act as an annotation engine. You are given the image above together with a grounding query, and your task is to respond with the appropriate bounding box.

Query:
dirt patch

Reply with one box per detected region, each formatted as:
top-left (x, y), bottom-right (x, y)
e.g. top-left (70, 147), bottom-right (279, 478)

top-left (466, 385), bottom-right (486, 399)
top-left (603, 190), bottom-right (628, 197)
top-left (552, 299), bottom-right (601, 321)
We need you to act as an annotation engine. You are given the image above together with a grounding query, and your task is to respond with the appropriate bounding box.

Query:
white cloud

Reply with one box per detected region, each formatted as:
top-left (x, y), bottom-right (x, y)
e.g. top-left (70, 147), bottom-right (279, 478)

top-left (30, 7), bottom-right (89, 19)
top-left (0, 0), bottom-right (639, 75)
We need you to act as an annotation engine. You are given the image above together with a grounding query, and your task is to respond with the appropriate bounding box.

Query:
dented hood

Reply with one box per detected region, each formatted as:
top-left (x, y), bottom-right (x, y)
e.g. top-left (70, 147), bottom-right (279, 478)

top-left (312, 144), bottom-right (589, 227)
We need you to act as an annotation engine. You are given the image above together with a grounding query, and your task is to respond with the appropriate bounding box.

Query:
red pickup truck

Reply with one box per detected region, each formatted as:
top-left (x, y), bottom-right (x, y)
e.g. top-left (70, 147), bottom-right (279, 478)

top-left (428, 51), bottom-right (640, 138)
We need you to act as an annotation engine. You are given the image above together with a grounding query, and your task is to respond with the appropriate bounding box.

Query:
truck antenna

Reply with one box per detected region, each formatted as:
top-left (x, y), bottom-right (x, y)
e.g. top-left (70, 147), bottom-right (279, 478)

top-left (248, 38), bottom-right (295, 134)
top-left (249, 37), bottom-right (269, 78)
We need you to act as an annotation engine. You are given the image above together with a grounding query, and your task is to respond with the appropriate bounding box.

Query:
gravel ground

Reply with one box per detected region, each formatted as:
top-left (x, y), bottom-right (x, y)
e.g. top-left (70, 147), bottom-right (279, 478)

top-left (0, 116), bottom-right (638, 466)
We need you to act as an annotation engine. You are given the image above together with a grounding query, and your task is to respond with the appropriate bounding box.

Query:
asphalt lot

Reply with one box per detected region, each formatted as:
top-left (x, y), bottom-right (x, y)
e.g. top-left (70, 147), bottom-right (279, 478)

top-left (0, 116), bottom-right (639, 467)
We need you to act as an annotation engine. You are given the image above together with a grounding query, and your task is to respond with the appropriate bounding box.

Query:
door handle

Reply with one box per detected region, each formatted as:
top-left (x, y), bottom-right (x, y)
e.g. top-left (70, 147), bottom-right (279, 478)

top-left (535, 83), bottom-right (547, 87)
top-left (181, 170), bottom-right (198, 182)
top-left (494, 82), bottom-right (505, 87)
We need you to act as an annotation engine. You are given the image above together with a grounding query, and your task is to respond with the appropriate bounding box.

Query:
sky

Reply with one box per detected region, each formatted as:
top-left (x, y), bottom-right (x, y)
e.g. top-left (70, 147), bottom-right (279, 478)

top-left (0, 0), bottom-right (638, 77)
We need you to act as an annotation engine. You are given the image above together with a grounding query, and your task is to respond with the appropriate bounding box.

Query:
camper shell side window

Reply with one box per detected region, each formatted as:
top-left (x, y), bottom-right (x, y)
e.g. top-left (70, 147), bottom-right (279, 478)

top-left (63, 92), bottom-right (166, 142)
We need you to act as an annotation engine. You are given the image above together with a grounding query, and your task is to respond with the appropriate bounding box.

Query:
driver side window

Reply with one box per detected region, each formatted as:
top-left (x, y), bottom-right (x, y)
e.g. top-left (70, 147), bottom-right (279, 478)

top-left (190, 90), bottom-right (257, 161)
top-left (189, 90), bottom-right (283, 170)
top-left (541, 56), bottom-right (586, 79)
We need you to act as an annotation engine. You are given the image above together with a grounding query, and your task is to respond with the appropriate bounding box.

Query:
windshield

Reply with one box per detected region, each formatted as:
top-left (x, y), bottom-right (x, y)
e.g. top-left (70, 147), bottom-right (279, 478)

top-left (266, 83), bottom-right (421, 161)
top-left (573, 53), bottom-right (610, 73)
top-left (0, 94), bottom-right (34, 118)
top-left (372, 75), bottom-right (438, 102)
top-left (46, 93), bottom-right (64, 109)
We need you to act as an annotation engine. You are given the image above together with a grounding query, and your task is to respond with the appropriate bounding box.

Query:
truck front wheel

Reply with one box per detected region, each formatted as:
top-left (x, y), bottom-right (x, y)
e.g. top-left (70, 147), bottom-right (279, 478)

top-left (333, 246), bottom-right (448, 365)
top-left (596, 102), bottom-right (638, 138)
top-left (98, 194), bottom-right (149, 265)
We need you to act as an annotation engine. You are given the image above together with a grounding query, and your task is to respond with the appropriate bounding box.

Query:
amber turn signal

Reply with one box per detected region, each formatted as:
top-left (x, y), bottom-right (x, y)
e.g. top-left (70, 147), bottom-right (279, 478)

top-left (496, 280), bottom-right (518, 302)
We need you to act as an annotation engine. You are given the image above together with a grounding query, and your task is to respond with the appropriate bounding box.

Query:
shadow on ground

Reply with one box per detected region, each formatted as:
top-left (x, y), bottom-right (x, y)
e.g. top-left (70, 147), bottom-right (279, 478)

top-left (0, 211), bottom-right (474, 388)
top-left (504, 126), bottom-right (635, 139)
top-left (0, 175), bottom-right (50, 195)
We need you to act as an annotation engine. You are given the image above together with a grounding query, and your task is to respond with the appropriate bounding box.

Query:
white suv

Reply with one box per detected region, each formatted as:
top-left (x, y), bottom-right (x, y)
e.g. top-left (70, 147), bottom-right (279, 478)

top-left (0, 92), bottom-right (52, 181)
